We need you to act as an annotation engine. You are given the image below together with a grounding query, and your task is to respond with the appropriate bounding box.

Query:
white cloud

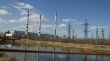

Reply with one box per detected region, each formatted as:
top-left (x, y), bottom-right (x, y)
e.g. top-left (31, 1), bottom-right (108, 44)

top-left (21, 11), bottom-right (34, 15)
top-left (72, 19), bottom-right (82, 24)
top-left (8, 19), bottom-right (17, 23)
top-left (59, 23), bottom-right (66, 27)
top-left (90, 25), bottom-right (109, 30)
top-left (30, 14), bottom-right (41, 21)
top-left (19, 16), bottom-right (26, 22)
top-left (19, 13), bottom-right (45, 22)
top-left (62, 18), bottom-right (82, 25)
top-left (13, 2), bottom-right (33, 10)
top-left (63, 19), bottom-right (71, 22)
top-left (0, 9), bottom-right (8, 15)
top-left (42, 24), bottom-right (53, 28)
top-left (0, 18), bottom-right (6, 23)
top-left (90, 26), bottom-right (97, 30)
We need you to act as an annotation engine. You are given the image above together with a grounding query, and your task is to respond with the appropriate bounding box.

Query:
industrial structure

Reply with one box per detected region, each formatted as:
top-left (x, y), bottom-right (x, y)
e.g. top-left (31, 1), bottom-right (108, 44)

top-left (38, 15), bottom-right (42, 36)
top-left (96, 27), bottom-right (99, 39)
top-left (72, 28), bottom-right (75, 40)
top-left (101, 25), bottom-right (104, 39)
top-left (54, 11), bottom-right (57, 38)
top-left (83, 19), bottom-right (89, 39)
top-left (68, 20), bottom-right (71, 39)
top-left (25, 10), bottom-right (29, 36)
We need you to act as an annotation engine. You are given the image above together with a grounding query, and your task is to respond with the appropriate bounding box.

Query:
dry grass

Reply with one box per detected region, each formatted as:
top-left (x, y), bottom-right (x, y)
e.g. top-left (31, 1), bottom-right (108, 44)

top-left (35, 41), bottom-right (110, 53)
top-left (0, 53), bottom-right (15, 61)
top-left (15, 39), bottom-right (110, 53)
top-left (0, 56), bottom-right (11, 61)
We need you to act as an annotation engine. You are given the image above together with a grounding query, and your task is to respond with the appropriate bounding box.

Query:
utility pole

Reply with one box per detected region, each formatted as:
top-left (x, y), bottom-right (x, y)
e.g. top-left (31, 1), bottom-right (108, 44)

top-left (25, 10), bottom-right (29, 36)
top-left (54, 11), bottom-right (57, 38)
top-left (68, 20), bottom-right (71, 39)
top-left (83, 19), bottom-right (89, 40)
top-left (38, 15), bottom-right (42, 36)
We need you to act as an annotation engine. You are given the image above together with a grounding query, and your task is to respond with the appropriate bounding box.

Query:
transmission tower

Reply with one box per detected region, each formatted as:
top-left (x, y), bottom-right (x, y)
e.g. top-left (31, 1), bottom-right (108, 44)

top-left (72, 28), bottom-right (75, 40)
top-left (109, 32), bottom-right (110, 40)
top-left (83, 19), bottom-right (89, 39)
top-left (101, 25), bottom-right (104, 39)
top-left (38, 15), bottom-right (42, 36)
top-left (75, 34), bottom-right (77, 39)
top-left (68, 20), bottom-right (71, 39)
top-left (96, 27), bottom-right (99, 39)
top-left (91, 33), bottom-right (93, 39)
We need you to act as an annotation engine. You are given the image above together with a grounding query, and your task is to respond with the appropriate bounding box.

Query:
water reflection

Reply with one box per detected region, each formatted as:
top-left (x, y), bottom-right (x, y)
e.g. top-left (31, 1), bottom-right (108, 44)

top-left (0, 45), bottom-right (110, 61)
top-left (83, 55), bottom-right (87, 61)
top-left (66, 49), bottom-right (70, 61)
top-left (37, 46), bottom-right (39, 61)
top-left (52, 48), bottom-right (55, 61)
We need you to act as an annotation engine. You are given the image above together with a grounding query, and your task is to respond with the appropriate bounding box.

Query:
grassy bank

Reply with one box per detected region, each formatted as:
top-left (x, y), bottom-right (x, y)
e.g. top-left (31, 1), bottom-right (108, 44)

top-left (15, 39), bottom-right (110, 53)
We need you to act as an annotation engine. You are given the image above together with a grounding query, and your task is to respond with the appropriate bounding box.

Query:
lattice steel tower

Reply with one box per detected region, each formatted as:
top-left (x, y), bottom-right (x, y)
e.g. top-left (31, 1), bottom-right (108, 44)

top-left (72, 28), bottom-right (75, 39)
top-left (96, 27), bottom-right (99, 39)
top-left (83, 19), bottom-right (89, 39)
top-left (68, 20), bottom-right (71, 39)
top-left (101, 25), bottom-right (104, 39)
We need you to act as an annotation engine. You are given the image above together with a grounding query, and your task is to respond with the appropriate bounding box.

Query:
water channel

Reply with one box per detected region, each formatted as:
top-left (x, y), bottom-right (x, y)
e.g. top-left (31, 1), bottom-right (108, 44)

top-left (0, 45), bottom-right (110, 61)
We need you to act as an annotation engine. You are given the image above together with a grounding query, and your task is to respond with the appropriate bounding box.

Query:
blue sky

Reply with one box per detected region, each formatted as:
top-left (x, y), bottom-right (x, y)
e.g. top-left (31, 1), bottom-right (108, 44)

top-left (0, 0), bottom-right (110, 38)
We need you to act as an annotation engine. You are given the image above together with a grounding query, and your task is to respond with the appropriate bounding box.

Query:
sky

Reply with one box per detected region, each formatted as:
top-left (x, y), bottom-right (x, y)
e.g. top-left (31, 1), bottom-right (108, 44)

top-left (0, 0), bottom-right (110, 38)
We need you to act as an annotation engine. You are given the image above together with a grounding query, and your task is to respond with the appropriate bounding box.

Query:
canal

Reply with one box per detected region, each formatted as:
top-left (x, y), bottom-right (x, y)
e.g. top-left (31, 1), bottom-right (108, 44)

top-left (0, 45), bottom-right (110, 61)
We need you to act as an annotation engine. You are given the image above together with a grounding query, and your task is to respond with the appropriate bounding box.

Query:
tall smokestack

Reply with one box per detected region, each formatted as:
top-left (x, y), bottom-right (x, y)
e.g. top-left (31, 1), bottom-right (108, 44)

top-left (54, 11), bottom-right (57, 38)
top-left (38, 15), bottom-right (42, 36)
top-left (25, 10), bottom-right (29, 36)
